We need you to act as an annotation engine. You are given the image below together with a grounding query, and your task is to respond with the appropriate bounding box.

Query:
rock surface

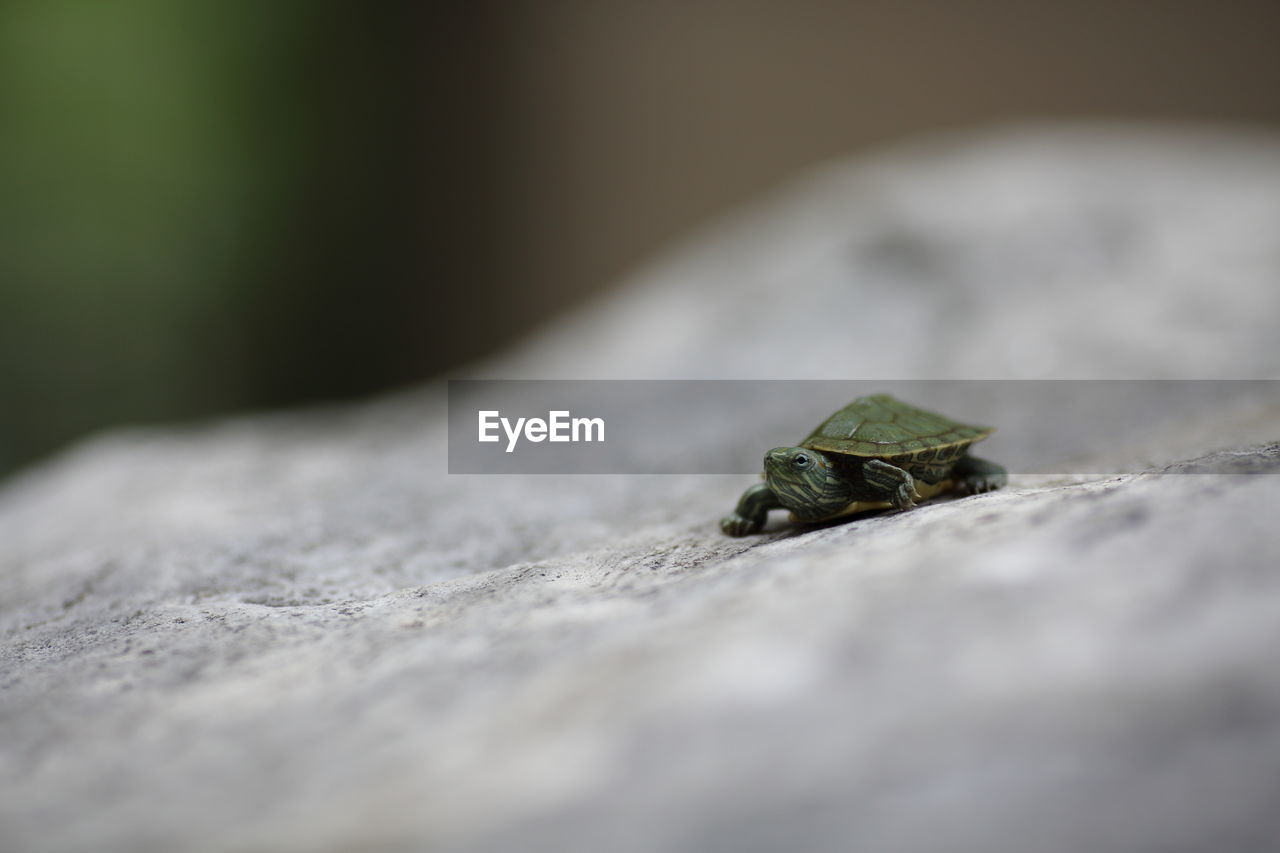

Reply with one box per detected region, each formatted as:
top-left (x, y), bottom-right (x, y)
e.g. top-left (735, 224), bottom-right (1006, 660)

top-left (2, 124), bottom-right (1280, 853)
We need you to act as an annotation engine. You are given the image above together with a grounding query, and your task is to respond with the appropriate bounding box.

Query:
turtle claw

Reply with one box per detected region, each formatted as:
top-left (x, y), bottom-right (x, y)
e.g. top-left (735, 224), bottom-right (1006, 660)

top-left (865, 458), bottom-right (921, 511)
top-left (953, 456), bottom-right (1008, 497)
top-left (720, 513), bottom-right (761, 537)
top-left (721, 483), bottom-right (781, 537)
top-left (961, 476), bottom-right (1002, 495)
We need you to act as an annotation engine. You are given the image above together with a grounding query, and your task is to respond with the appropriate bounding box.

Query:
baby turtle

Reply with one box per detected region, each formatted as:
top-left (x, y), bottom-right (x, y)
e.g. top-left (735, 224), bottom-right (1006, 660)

top-left (721, 394), bottom-right (1006, 536)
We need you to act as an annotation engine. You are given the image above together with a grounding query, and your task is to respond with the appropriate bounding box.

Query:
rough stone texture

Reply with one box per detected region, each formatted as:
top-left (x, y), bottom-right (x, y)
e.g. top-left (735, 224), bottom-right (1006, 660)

top-left (2, 123), bottom-right (1280, 853)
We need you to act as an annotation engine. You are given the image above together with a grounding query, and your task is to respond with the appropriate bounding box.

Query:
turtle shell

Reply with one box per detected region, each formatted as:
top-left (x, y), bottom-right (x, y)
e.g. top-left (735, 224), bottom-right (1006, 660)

top-left (801, 394), bottom-right (993, 462)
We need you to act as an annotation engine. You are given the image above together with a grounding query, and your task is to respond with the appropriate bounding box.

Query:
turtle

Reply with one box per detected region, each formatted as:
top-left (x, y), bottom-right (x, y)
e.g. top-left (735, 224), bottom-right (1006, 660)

top-left (720, 394), bottom-right (1006, 536)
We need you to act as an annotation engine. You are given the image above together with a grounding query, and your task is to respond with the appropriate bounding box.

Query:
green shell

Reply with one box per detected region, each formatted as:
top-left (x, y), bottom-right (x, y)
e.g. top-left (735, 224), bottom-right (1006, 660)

top-left (801, 394), bottom-right (993, 460)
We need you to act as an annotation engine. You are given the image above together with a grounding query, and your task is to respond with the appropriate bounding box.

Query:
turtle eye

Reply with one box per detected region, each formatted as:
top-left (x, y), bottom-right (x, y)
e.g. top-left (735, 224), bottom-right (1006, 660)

top-left (794, 453), bottom-right (810, 469)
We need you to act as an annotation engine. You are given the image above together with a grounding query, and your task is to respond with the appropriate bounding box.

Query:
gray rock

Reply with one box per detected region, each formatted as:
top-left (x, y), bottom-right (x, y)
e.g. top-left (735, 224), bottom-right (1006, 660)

top-left (2, 123), bottom-right (1279, 853)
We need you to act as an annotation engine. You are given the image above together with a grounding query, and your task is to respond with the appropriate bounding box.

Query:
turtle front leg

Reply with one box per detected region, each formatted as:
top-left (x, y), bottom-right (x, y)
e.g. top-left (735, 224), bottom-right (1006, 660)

top-left (862, 459), bottom-right (922, 510)
top-left (720, 483), bottom-right (783, 536)
top-left (953, 455), bottom-right (1007, 495)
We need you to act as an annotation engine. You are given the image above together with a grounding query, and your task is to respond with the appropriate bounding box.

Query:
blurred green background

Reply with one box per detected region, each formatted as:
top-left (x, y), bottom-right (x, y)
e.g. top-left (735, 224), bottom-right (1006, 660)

top-left (3, 0), bottom-right (1279, 479)
top-left (0, 2), bottom-right (428, 476)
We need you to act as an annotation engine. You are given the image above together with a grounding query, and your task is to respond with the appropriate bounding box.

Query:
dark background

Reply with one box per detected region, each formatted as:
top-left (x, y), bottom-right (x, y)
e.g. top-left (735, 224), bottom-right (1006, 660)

top-left (3, 0), bottom-right (1279, 478)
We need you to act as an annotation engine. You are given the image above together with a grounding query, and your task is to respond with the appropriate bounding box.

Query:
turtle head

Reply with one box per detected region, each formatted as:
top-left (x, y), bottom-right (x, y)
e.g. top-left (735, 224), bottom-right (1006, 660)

top-left (763, 447), bottom-right (852, 522)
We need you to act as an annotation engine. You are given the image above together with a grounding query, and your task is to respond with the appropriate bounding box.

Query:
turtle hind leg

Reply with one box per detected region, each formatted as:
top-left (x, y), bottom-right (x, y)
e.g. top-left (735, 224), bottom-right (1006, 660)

top-left (953, 455), bottom-right (1007, 495)
top-left (721, 483), bottom-right (782, 536)
top-left (862, 459), bottom-right (922, 511)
